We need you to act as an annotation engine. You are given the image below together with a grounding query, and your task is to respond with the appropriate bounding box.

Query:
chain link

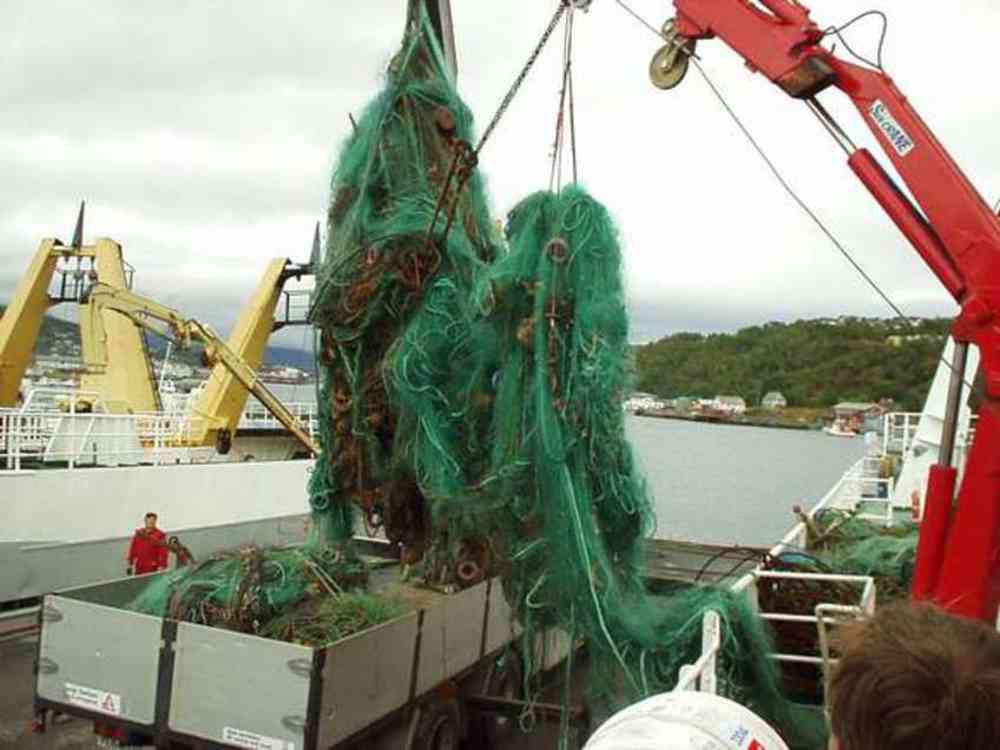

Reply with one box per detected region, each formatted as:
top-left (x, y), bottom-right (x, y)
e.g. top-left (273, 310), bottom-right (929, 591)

top-left (475, 2), bottom-right (569, 156)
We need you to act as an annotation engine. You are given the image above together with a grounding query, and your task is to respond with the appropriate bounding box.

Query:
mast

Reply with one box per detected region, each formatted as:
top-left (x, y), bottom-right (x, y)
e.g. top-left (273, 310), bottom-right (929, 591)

top-left (407, 0), bottom-right (457, 79)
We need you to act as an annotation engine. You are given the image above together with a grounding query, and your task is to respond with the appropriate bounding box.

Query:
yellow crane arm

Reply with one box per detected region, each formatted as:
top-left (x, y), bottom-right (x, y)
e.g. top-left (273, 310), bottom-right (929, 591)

top-left (83, 282), bottom-right (318, 455)
top-left (78, 239), bottom-right (160, 412)
top-left (188, 258), bottom-right (288, 446)
top-left (1, 222), bottom-right (159, 411)
top-left (0, 240), bottom-right (62, 406)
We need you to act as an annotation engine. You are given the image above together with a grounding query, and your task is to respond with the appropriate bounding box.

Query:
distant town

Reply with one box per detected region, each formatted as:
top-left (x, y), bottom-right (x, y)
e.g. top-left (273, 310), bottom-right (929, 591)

top-left (623, 390), bottom-right (892, 434)
top-left (11, 308), bottom-right (315, 395)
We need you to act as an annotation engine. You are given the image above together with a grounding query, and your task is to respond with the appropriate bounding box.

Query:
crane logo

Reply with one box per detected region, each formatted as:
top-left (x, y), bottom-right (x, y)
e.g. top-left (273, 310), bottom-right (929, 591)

top-left (869, 100), bottom-right (915, 157)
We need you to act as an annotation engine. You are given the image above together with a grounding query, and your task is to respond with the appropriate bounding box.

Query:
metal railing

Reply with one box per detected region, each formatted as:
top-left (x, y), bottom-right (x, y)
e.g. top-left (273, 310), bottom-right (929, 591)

top-left (673, 610), bottom-right (722, 694)
top-left (2, 388), bottom-right (318, 472)
top-left (761, 572), bottom-right (875, 712)
top-left (1, 407), bottom-right (217, 471)
top-left (239, 401), bottom-right (318, 437)
top-left (766, 456), bottom-right (878, 557)
top-left (882, 412), bottom-right (921, 456)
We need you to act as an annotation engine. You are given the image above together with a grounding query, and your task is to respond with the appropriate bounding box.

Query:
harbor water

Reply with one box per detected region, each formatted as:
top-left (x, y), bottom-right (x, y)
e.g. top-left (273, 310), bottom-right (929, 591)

top-left (626, 415), bottom-right (864, 547)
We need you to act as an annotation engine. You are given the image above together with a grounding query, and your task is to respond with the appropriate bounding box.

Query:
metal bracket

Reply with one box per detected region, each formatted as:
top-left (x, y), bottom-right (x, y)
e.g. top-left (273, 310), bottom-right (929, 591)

top-left (281, 715), bottom-right (307, 733)
top-left (286, 657), bottom-right (313, 678)
top-left (36, 657), bottom-right (58, 675)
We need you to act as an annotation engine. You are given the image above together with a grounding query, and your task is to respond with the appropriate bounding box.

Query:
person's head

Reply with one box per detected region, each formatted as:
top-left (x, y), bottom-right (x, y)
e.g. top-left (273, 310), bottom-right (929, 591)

top-left (829, 601), bottom-right (1000, 750)
top-left (168, 535), bottom-right (179, 547)
top-left (143, 512), bottom-right (158, 531)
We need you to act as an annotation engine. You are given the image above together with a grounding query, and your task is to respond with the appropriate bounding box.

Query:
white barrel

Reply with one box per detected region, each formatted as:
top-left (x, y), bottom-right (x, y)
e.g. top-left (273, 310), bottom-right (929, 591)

top-left (584, 691), bottom-right (789, 750)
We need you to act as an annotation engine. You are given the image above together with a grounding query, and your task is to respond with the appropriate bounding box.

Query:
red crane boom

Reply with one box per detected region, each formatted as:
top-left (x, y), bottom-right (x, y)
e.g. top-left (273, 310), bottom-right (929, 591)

top-left (668, 0), bottom-right (1000, 622)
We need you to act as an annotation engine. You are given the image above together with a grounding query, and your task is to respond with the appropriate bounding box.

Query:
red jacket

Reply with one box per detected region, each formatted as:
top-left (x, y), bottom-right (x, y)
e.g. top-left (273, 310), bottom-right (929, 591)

top-left (128, 528), bottom-right (168, 574)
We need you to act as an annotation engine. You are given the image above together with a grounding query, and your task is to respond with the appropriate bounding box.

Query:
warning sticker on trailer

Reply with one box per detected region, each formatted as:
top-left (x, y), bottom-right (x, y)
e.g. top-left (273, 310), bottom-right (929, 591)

top-left (222, 726), bottom-right (293, 750)
top-left (63, 682), bottom-right (122, 716)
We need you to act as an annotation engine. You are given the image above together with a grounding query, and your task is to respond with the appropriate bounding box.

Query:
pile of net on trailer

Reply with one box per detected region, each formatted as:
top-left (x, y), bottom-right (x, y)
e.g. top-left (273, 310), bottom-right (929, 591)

top-left (129, 544), bottom-right (403, 647)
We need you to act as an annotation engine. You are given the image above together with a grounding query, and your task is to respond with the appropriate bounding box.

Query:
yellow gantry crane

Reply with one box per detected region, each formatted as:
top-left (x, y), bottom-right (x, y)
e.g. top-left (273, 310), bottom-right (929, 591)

top-left (0, 203), bottom-right (159, 410)
top-left (81, 279), bottom-right (318, 454)
top-left (0, 205), bottom-right (320, 455)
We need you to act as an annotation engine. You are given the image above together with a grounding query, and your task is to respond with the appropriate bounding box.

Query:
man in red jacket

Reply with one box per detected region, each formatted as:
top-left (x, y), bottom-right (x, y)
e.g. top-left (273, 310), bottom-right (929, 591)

top-left (126, 512), bottom-right (168, 575)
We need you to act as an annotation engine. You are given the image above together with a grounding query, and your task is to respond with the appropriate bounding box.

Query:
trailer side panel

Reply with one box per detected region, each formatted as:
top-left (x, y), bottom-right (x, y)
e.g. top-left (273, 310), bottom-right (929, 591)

top-left (316, 611), bottom-right (419, 748)
top-left (36, 594), bottom-right (162, 726)
top-left (168, 622), bottom-right (312, 749)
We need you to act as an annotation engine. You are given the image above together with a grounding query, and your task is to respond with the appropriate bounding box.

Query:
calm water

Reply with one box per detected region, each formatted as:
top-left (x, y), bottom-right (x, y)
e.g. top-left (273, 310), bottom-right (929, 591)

top-left (625, 415), bottom-right (863, 547)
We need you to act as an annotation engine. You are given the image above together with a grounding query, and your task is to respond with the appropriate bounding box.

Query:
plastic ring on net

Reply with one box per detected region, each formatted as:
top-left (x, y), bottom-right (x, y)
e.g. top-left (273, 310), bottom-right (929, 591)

top-left (456, 559), bottom-right (481, 585)
top-left (546, 237), bottom-right (569, 263)
top-left (518, 706), bottom-right (538, 734)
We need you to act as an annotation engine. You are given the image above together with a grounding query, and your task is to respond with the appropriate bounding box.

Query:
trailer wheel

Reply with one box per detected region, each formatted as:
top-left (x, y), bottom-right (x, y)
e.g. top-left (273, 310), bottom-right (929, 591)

top-left (415, 697), bottom-right (462, 750)
top-left (472, 652), bottom-right (524, 747)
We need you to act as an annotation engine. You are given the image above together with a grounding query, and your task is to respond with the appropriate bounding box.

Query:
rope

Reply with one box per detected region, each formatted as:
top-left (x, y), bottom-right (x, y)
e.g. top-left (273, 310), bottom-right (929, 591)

top-left (549, 7), bottom-right (576, 191)
top-left (424, 2), bottom-right (570, 264)
top-left (819, 10), bottom-right (889, 72)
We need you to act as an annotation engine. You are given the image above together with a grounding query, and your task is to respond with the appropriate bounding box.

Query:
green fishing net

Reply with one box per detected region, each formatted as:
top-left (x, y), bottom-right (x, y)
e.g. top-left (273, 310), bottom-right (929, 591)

top-left (127, 544), bottom-right (397, 642)
top-left (304, 9), bottom-right (823, 745)
top-left (814, 510), bottom-right (919, 599)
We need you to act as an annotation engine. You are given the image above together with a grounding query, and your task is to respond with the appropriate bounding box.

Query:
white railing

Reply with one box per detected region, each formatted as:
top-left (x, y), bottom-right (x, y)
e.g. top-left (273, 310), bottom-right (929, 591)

top-left (673, 610), bottom-right (722, 694)
top-left (2, 388), bottom-right (316, 472)
top-left (239, 401), bottom-right (318, 438)
top-left (759, 571), bottom-right (875, 711)
top-left (1, 406), bottom-right (218, 471)
top-left (679, 573), bottom-right (874, 702)
top-left (766, 456), bottom-right (879, 558)
top-left (882, 412), bottom-right (921, 456)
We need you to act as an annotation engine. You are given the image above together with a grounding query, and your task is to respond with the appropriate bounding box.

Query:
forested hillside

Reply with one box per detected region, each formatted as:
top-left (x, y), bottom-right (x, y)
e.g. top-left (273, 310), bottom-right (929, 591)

top-left (634, 317), bottom-right (951, 411)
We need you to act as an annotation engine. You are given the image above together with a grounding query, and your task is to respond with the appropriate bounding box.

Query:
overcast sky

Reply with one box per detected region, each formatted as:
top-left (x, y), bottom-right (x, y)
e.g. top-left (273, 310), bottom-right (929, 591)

top-left (2, 1), bottom-right (997, 347)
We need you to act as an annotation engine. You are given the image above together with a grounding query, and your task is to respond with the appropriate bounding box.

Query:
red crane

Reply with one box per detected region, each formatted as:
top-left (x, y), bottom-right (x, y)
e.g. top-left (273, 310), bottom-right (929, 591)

top-left (659, 0), bottom-right (1000, 623)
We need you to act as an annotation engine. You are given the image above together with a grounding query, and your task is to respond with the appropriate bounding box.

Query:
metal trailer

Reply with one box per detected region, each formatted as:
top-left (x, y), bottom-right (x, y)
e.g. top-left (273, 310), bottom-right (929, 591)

top-left (31, 554), bottom-right (588, 750)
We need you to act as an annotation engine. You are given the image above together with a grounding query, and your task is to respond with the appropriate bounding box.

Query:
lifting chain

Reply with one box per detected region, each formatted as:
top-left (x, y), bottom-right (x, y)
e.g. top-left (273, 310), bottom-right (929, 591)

top-left (475, 1), bottom-right (570, 156)
top-left (423, 2), bottom-right (570, 264)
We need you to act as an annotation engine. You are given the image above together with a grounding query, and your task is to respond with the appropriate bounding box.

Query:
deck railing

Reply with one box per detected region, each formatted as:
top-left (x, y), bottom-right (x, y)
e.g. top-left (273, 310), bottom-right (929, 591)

top-left (672, 610), bottom-right (722, 694)
top-left (882, 412), bottom-right (921, 456)
top-left (1, 388), bottom-right (317, 472)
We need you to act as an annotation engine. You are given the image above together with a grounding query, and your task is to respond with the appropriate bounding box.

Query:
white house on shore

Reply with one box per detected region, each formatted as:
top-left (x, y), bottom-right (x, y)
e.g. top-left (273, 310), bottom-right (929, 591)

top-left (624, 392), bottom-right (667, 413)
top-left (761, 391), bottom-right (787, 410)
top-left (712, 395), bottom-right (747, 415)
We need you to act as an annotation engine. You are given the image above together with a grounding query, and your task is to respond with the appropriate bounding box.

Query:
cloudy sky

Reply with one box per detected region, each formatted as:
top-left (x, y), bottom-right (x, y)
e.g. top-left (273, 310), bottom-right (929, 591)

top-left (2, 0), bottom-right (997, 347)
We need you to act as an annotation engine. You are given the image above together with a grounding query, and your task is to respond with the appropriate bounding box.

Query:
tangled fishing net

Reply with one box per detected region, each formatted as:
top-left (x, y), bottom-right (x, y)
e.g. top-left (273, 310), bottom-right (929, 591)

top-left (774, 508), bottom-right (919, 599)
top-left (306, 8), bottom-right (823, 746)
top-left (128, 544), bottom-right (402, 645)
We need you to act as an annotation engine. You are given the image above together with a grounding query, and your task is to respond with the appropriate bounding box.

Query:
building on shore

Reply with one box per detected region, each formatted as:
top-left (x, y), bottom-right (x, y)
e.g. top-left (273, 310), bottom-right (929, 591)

top-left (624, 392), bottom-right (667, 413)
top-left (712, 395), bottom-right (747, 415)
top-left (761, 391), bottom-right (787, 410)
top-left (833, 401), bottom-right (884, 433)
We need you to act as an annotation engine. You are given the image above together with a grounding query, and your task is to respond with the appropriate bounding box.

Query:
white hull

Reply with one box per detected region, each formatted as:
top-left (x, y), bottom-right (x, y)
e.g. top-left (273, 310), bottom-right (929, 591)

top-left (823, 426), bottom-right (857, 437)
top-left (1, 458), bottom-right (312, 603)
top-left (891, 337), bottom-right (979, 517)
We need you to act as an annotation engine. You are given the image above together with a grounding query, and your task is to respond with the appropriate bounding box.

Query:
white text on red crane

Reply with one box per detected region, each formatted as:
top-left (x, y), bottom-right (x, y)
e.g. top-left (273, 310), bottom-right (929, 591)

top-left (869, 100), bottom-right (915, 157)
